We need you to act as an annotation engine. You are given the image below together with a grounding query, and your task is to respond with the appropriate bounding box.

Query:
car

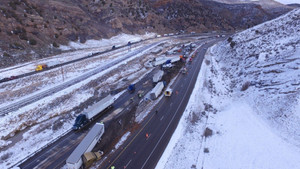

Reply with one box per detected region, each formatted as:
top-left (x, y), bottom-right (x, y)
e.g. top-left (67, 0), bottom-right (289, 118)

top-left (2, 77), bottom-right (10, 82)
top-left (180, 68), bottom-right (187, 74)
top-left (9, 76), bottom-right (17, 80)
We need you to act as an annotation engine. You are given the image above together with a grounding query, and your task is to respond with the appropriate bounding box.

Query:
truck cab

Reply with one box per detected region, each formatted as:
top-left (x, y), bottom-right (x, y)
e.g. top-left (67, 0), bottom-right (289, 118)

top-left (72, 114), bottom-right (88, 130)
top-left (35, 64), bottom-right (47, 71)
top-left (128, 84), bottom-right (135, 93)
top-left (82, 151), bottom-right (103, 168)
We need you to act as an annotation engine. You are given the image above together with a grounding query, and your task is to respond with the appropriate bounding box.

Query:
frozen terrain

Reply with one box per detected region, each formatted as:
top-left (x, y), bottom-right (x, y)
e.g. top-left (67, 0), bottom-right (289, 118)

top-left (157, 8), bottom-right (300, 169)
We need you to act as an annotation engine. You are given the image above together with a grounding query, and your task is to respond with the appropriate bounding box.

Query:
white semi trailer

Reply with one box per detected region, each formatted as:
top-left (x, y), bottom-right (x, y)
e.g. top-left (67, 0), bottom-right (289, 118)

top-left (150, 81), bottom-right (165, 100)
top-left (72, 95), bottom-right (114, 130)
top-left (66, 123), bottom-right (105, 169)
top-left (152, 70), bottom-right (164, 83)
top-left (152, 56), bottom-right (180, 66)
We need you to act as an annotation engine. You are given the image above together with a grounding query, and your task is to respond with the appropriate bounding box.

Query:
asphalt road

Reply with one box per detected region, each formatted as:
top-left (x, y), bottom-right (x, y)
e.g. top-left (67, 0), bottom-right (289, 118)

top-left (99, 40), bottom-right (219, 169)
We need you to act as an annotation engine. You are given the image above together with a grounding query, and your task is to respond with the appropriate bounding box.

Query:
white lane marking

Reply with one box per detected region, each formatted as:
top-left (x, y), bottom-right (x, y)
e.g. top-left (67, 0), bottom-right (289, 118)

top-left (160, 116), bottom-right (164, 121)
top-left (125, 159), bottom-right (132, 168)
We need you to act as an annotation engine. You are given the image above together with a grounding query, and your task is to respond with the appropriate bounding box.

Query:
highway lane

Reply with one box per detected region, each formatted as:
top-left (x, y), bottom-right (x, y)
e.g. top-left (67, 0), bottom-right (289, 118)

top-left (99, 39), bottom-right (219, 169)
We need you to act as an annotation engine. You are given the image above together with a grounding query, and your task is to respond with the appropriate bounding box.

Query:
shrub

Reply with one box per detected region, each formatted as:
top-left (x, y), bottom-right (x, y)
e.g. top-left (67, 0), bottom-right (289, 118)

top-left (230, 41), bottom-right (236, 48)
top-left (29, 39), bottom-right (37, 45)
top-left (227, 37), bottom-right (232, 42)
top-left (9, 2), bottom-right (17, 10)
top-left (3, 52), bottom-right (11, 57)
top-left (241, 81), bottom-right (251, 91)
top-left (205, 59), bottom-right (210, 65)
top-left (53, 42), bottom-right (59, 48)
top-left (204, 127), bottom-right (213, 137)
top-left (1, 152), bottom-right (12, 161)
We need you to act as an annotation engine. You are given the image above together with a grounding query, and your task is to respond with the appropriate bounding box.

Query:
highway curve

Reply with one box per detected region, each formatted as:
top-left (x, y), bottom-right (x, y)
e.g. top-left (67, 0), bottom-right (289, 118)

top-left (99, 39), bottom-right (220, 169)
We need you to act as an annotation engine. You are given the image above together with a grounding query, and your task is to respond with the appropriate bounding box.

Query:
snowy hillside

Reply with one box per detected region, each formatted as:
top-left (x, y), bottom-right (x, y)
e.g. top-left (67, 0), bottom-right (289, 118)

top-left (157, 8), bottom-right (300, 169)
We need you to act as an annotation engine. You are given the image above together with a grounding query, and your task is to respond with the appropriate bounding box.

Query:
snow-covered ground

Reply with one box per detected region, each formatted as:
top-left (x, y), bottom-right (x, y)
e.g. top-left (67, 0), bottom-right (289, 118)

top-left (157, 8), bottom-right (300, 169)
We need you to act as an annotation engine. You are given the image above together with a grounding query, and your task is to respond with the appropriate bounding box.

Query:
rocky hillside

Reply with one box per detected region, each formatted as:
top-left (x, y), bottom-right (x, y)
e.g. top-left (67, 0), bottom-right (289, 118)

top-left (210, 0), bottom-right (285, 8)
top-left (209, 8), bottom-right (300, 143)
top-left (0, 0), bottom-right (292, 68)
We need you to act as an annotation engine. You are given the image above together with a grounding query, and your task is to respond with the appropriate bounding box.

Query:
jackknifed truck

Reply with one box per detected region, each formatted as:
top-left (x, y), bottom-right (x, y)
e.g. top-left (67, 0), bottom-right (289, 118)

top-left (66, 123), bottom-right (105, 169)
top-left (72, 95), bottom-right (114, 130)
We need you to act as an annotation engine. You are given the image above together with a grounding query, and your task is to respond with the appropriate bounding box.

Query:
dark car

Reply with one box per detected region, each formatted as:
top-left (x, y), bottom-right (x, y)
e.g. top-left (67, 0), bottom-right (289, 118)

top-left (10, 76), bottom-right (17, 80)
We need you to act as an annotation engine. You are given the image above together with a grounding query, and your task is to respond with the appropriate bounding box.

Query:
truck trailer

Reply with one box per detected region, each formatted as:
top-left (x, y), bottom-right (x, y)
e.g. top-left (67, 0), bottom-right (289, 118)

top-left (72, 95), bottom-right (114, 130)
top-left (150, 81), bottom-right (165, 100)
top-left (66, 123), bottom-right (105, 169)
top-left (152, 70), bottom-right (164, 84)
top-left (152, 56), bottom-right (180, 67)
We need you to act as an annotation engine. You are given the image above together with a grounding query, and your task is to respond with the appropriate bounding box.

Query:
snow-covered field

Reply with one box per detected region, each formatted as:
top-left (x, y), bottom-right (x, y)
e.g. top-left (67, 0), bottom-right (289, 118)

top-left (157, 9), bottom-right (300, 169)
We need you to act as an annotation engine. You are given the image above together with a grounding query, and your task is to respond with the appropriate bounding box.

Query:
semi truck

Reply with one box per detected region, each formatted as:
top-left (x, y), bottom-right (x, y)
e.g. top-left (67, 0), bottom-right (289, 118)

top-left (72, 95), bottom-right (114, 130)
top-left (66, 123), bottom-right (105, 169)
top-left (150, 81), bottom-right (165, 100)
top-left (35, 60), bottom-right (60, 71)
top-left (152, 56), bottom-right (180, 67)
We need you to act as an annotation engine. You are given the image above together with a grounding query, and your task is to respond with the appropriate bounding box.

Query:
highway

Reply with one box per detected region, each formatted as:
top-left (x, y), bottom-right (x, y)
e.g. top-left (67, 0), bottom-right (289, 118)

top-left (16, 36), bottom-right (221, 169)
top-left (99, 40), bottom-right (219, 169)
